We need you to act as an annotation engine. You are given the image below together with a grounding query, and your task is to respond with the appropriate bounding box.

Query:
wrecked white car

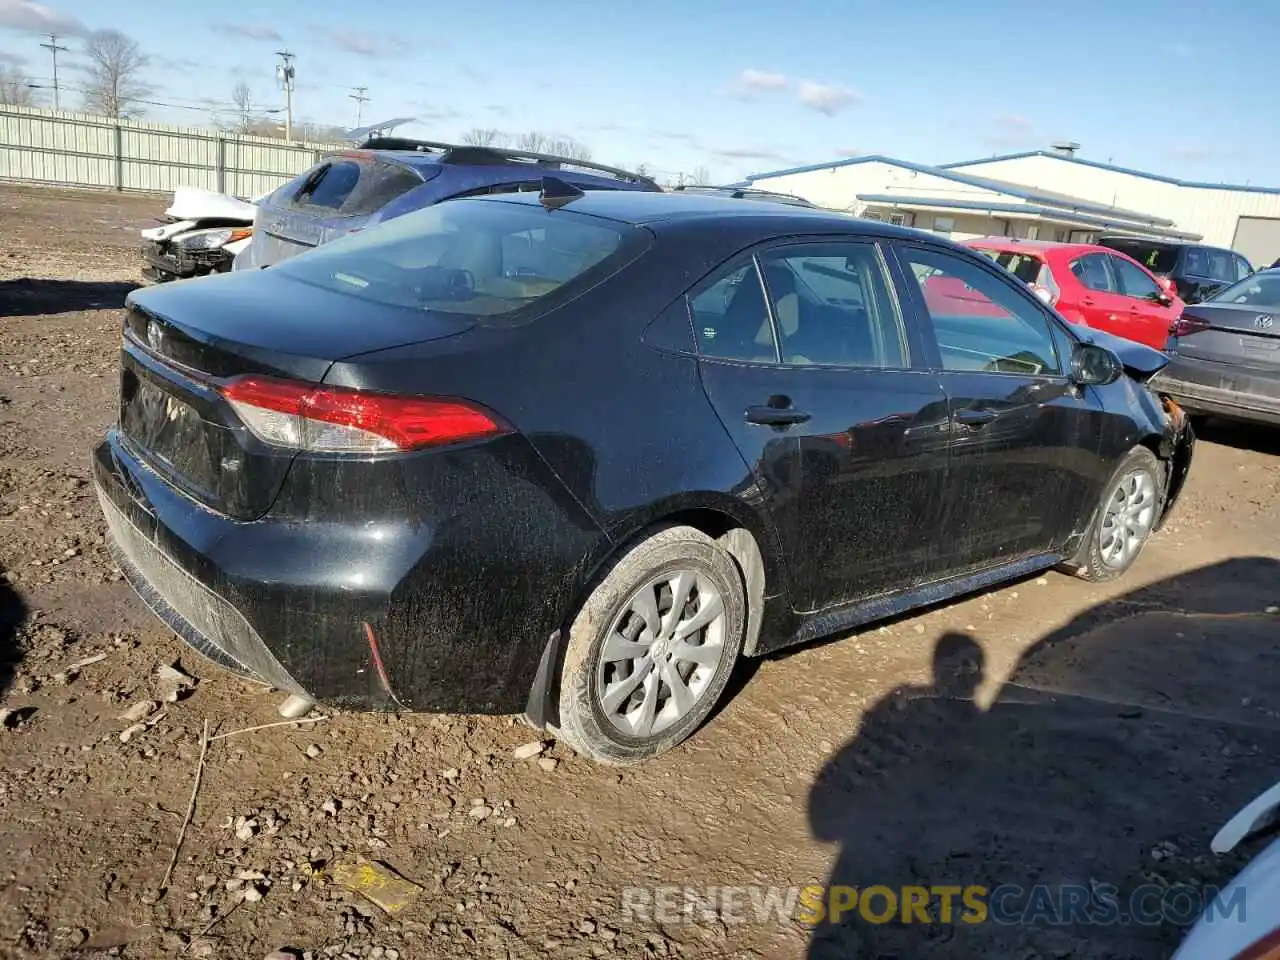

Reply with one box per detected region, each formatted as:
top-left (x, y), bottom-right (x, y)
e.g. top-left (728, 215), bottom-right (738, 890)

top-left (139, 186), bottom-right (257, 283)
top-left (1174, 778), bottom-right (1280, 959)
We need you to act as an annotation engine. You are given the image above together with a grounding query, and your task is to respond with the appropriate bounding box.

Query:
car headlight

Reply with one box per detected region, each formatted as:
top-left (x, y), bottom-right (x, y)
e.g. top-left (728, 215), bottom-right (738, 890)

top-left (177, 228), bottom-right (252, 251)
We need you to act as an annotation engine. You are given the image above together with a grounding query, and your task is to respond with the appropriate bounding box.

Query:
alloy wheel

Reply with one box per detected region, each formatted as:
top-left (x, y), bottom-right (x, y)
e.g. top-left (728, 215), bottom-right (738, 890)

top-left (1098, 467), bottom-right (1158, 569)
top-left (594, 570), bottom-right (729, 739)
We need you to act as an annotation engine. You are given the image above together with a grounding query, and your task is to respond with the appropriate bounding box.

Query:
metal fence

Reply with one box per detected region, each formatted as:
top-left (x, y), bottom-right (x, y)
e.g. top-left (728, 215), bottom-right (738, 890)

top-left (0, 105), bottom-right (339, 198)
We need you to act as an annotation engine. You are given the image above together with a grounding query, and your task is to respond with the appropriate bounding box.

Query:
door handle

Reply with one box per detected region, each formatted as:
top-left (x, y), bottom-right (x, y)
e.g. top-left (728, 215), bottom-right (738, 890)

top-left (1080, 296), bottom-right (1095, 306)
top-left (745, 399), bottom-right (811, 426)
top-left (954, 408), bottom-right (998, 426)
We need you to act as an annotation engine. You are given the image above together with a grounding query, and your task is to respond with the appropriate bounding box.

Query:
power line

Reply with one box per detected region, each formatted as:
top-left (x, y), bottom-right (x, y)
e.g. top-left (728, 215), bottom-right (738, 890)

top-left (274, 50), bottom-right (295, 140)
top-left (349, 86), bottom-right (369, 128)
top-left (38, 33), bottom-right (67, 110)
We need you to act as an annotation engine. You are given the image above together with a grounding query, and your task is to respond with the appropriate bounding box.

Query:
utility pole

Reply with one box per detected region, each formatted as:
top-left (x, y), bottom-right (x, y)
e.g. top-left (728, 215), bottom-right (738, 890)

top-left (39, 33), bottom-right (67, 110)
top-left (349, 86), bottom-right (369, 129)
top-left (274, 50), bottom-right (295, 140)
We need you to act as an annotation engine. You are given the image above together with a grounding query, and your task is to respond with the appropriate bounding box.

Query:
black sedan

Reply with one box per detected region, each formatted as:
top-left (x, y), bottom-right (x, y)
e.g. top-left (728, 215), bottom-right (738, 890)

top-left (1152, 268), bottom-right (1280, 427)
top-left (93, 182), bottom-right (1195, 764)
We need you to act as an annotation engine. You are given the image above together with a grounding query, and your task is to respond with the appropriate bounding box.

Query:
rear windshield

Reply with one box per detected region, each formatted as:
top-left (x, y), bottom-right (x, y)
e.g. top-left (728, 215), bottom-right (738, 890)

top-left (1208, 272), bottom-right (1280, 307)
top-left (1099, 239), bottom-right (1180, 274)
top-left (285, 158), bottom-right (425, 217)
top-left (274, 198), bottom-right (638, 318)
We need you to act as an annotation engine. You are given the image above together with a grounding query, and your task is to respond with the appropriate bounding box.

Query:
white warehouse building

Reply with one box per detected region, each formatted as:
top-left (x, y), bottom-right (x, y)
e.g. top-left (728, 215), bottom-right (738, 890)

top-left (743, 146), bottom-right (1280, 266)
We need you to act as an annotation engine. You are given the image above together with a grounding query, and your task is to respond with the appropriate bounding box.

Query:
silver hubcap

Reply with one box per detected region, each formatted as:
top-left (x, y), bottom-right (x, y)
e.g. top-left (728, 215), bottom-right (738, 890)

top-left (1099, 468), bottom-right (1157, 569)
top-left (595, 570), bottom-right (728, 739)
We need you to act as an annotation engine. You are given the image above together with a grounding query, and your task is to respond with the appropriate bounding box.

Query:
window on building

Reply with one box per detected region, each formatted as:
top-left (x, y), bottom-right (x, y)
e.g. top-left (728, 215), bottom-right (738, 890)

top-left (932, 216), bottom-right (955, 235)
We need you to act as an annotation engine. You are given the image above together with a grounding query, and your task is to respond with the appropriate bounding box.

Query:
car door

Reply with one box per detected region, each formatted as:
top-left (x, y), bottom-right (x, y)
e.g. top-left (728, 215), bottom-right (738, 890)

top-left (692, 240), bottom-right (950, 618)
top-left (1105, 253), bottom-right (1179, 349)
top-left (1067, 252), bottom-right (1129, 334)
top-left (891, 242), bottom-right (1104, 577)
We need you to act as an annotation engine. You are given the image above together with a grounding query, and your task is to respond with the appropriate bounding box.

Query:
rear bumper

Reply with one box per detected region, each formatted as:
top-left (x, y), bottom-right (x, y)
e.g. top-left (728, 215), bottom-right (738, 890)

top-left (93, 425), bottom-right (607, 713)
top-left (1152, 355), bottom-right (1280, 427)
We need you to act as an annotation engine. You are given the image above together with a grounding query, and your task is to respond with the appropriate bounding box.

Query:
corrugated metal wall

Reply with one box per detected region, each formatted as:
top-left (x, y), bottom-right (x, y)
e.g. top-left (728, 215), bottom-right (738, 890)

top-left (0, 105), bottom-right (337, 198)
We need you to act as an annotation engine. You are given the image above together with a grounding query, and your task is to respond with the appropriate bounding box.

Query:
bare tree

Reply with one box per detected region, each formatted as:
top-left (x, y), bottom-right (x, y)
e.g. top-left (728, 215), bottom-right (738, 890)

top-left (513, 130), bottom-right (548, 153)
top-left (689, 165), bottom-right (712, 186)
top-left (461, 127), bottom-right (506, 146)
top-left (80, 30), bottom-right (150, 119)
top-left (231, 82), bottom-right (252, 133)
top-left (0, 66), bottom-right (36, 107)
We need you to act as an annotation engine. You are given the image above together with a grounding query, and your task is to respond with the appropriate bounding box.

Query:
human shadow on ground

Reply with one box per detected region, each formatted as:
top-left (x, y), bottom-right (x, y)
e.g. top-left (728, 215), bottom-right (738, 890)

top-left (0, 278), bottom-right (138, 318)
top-left (807, 556), bottom-right (1280, 960)
top-left (0, 577), bottom-right (26, 699)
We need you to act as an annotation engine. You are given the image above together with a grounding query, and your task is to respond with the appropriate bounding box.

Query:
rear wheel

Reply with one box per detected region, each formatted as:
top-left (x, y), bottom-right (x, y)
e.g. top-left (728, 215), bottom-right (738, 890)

top-left (554, 526), bottom-right (746, 765)
top-left (1065, 446), bottom-right (1164, 582)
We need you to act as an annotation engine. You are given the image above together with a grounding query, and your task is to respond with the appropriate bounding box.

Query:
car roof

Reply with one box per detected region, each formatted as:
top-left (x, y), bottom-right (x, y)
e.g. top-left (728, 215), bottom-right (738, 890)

top-left (967, 237), bottom-right (1113, 258)
top-left (476, 188), bottom-right (913, 234)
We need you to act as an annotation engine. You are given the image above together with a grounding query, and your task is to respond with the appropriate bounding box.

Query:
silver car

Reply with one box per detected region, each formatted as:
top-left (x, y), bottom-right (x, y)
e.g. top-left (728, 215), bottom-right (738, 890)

top-left (1153, 268), bottom-right (1280, 427)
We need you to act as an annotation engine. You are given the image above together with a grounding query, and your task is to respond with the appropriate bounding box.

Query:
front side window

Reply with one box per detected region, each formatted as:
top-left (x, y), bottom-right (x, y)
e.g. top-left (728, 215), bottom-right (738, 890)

top-left (1108, 256), bottom-right (1162, 300)
top-left (688, 261), bottom-right (776, 363)
top-left (900, 246), bottom-right (1062, 376)
top-left (274, 198), bottom-right (635, 319)
top-left (1206, 249), bottom-right (1237, 282)
top-left (756, 243), bottom-right (908, 368)
top-left (1235, 255), bottom-right (1254, 281)
top-left (1069, 253), bottom-right (1115, 293)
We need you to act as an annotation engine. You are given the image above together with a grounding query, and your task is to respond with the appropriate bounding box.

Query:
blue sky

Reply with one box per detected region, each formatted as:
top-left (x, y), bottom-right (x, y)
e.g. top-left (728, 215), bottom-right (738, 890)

top-left (2, 0), bottom-right (1278, 186)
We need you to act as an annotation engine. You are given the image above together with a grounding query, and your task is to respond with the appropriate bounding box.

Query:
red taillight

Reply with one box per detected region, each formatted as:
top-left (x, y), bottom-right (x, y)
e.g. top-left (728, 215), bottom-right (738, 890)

top-left (1170, 315), bottom-right (1211, 338)
top-left (219, 375), bottom-right (508, 453)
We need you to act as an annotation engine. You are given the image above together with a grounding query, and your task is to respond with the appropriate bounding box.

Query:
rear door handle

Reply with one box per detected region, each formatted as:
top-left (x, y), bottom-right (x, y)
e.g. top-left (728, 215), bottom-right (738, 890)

top-left (955, 408), bottom-right (998, 426)
top-left (1080, 296), bottom-right (1095, 306)
top-left (745, 404), bottom-right (811, 426)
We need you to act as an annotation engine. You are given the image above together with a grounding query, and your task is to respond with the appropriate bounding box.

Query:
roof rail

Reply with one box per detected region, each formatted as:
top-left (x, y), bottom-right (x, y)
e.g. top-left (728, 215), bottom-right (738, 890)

top-left (672, 184), bottom-right (817, 208)
top-left (355, 136), bottom-right (659, 188)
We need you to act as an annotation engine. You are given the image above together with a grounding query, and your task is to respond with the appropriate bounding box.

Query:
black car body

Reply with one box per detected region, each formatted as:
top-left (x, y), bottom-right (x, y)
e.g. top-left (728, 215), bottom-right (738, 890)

top-left (1096, 236), bottom-right (1254, 305)
top-left (93, 188), bottom-right (1194, 761)
top-left (1152, 268), bottom-right (1280, 426)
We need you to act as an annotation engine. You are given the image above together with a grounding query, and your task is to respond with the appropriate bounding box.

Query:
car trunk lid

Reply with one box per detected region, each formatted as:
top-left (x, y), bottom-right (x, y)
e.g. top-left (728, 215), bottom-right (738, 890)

top-left (117, 270), bottom-right (474, 519)
top-left (1175, 303), bottom-right (1280, 370)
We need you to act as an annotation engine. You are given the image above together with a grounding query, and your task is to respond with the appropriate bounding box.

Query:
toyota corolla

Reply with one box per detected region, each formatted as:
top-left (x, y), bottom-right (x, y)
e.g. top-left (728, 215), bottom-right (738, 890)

top-left (93, 182), bottom-right (1195, 764)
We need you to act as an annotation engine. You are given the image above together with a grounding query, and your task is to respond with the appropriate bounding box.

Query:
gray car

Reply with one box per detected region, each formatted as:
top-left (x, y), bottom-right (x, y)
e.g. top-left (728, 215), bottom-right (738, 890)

top-left (1153, 268), bottom-right (1280, 426)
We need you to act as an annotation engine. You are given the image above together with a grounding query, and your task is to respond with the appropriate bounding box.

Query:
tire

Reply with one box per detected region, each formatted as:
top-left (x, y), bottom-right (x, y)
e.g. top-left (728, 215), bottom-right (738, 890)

top-left (554, 525), bottom-right (746, 765)
top-left (1064, 446), bottom-right (1165, 583)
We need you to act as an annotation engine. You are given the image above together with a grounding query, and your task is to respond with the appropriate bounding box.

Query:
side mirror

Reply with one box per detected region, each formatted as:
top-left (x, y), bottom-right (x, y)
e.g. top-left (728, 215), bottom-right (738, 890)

top-left (1153, 292), bottom-right (1173, 307)
top-left (1070, 342), bottom-right (1124, 387)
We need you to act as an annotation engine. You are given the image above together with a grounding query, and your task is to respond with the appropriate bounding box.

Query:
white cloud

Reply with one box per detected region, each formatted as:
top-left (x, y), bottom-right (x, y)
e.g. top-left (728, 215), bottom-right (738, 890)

top-left (213, 22), bottom-right (283, 43)
top-left (797, 80), bottom-right (862, 116)
top-left (0, 0), bottom-right (86, 36)
top-left (309, 26), bottom-right (409, 58)
top-left (738, 68), bottom-right (789, 92)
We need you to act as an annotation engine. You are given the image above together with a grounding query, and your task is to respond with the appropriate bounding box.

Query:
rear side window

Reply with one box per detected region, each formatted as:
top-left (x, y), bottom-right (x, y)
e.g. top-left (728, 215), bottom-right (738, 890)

top-left (757, 243), bottom-right (908, 368)
top-left (1108, 256), bottom-right (1162, 299)
top-left (1100, 239), bottom-right (1180, 274)
top-left (689, 261), bottom-right (775, 363)
top-left (274, 198), bottom-right (637, 319)
top-left (1070, 254), bottom-right (1115, 293)
top-left (992, 251), bottom-right (1047, 285)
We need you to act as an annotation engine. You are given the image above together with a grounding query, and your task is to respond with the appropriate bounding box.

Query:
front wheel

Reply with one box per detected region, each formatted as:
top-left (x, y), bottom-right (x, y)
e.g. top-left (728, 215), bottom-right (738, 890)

top-left (1064, 446), bottom-right (1164, 582)
top-left (554, 525), bottom-right (746, 765)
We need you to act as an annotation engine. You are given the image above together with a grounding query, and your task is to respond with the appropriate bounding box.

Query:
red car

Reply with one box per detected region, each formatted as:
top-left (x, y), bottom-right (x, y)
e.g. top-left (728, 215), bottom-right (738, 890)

top-left (963, 238), bottom-right (1185, 350)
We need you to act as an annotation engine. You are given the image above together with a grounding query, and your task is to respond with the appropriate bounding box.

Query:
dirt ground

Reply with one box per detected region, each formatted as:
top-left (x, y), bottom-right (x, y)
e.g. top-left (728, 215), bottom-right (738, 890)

top-left (1, 184), bottom-right (1278, 960)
